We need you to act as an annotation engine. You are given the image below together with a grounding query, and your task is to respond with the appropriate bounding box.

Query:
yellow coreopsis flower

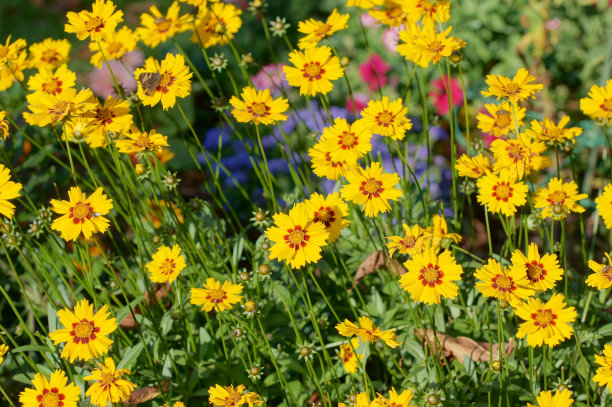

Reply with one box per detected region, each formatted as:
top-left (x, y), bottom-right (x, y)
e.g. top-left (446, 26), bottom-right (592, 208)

top-left (586, 252), bottom-right (612, 290)
top-left (88, 26), bottom-right (138, 68)
top-left (0, 343), bottom-right (7, 366)
top-left (28, 38), bottom-right (71, 71)
top-left (19, 370), bottom-right (81, 407)
top-left (116, 127), bottom-right (169, 154)
top-left (63, 117), bottom-right (107, 148)
top-left (593, 344), bottom-right (612, 390)
top-left (304, 192), bottom-right (350, 242)
top-left (476, 169), bottom-right (528, 217)
top-left (0, 164), bottom-right (22, 219)
top-left (146, 245), bottom-right (186, 284)
top-left (387, 223), bottom-right (431, 257)
top-left (49, 299), bottom-right (117, 362)
top-left (320, 117), bottom-right (372, 163)
top-left (27, 64), bottom-right (76, 96)
top-left (481, 67), bottom-right (543, 105)
top-left (428, 214), bottom-right (461, 253)
top-left (0, 111), bottom-right (8, 139)
top-left (192, 3), bottom-right (242, 48)
top-left (596, 183), bottom-right (612, 229)
top-left (50, 186), bottom-right (113, 241)
top-left (347, 0), bottom-right (380, 9)
top-left (341, 162), bottom-right (402, 218)
top-left (338, 338), bottom-right (364, 374)
top-left (474, 258), bottom-right (534, 306)
top-left (0, 36), bottom-right (28, 92)
top-left (284, 46), bottom-right (344, 96)
top-left (403, 0), bottom-right (450, 25)
top-left (490, 134), bottom-right (549, 179)
top-left (400, 248), bottom-right (463, 305)
top-left (527, 389), bottom-right (574, 407)
top-left (134, 53), bottom-right (192, 110)
top-left (455, 153), bottom-right (492, 179)
top-left (83, 95), bottom-right (133, 137)
top-left (397, 22), bottom-right (457, 68)
top-left (533, 178), bottom-right (587, 220)
top-left (191, 278), bottom-right (243, 312)
top-left (84, 358), bottom-right (136, 407)
top-left (526, 115), bottom-right (582, 144)
top-left (309, 144), bottom-right (351, 180)
top-left (510, 243), bottom-right (563, 293)
top-left (64, 0), bottom-right (124, 41)
top-left (297, 9), bottom-right (349, 49)
top-left (375, 387), bottom-right (417, 407)
top-left (336, 316), bottom-right (400, 348)
top-left (208, 384), bottom-right (263, 407)
top-left (580, 79), bottom-right (612, 122)
top-left (24, 87), bottom-right (93, 127)
top-left (359, 97), bottom-right (412, 140)
top-left (229, 86), bottom-right (289, 125)
top-left (137, 1), bottom-right (192, 48)
top-left (265, 203), bottom-right (329, 269)
top-left (476, 102), bottom-right (525, 138)
top-left (515, 293), bottom-right (577, 347)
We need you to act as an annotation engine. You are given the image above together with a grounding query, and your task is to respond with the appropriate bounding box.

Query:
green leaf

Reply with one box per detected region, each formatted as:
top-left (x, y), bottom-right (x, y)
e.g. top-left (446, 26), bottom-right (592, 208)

top-left (232, 235), bottom-right (245, 269)
top-left (12, 345), bottom-right (49, 353)
top-left (115, 296), bottom-right (144, 327)
top-left (117, 342), bottom-right (145, 370)
top-left (598, 323), bottom-right (612, 336)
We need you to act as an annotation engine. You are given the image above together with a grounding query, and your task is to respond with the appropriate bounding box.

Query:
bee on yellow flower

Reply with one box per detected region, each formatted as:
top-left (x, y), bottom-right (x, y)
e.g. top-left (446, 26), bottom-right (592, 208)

top-left (476, 169), bottom-right (528, 217)
top-left (284, 46), bottom-right (344, 96)
top-left (341, 162), bottom-right (403, 218)
top-left (64, 0), bottom-right (124, 41)
top-left (24, 87), bottom-right (93, 127)
top-left (336, 316), bottom-right (400, 348)
top-left (137, 1), bottom-right (192, 48)
top-left (88, 26), bottom-right (138, 68)
top-left (338, 338), bottom-right (364, 374)
top-left (510, 243), bottom-right (563, 292)
top-left (192, 3), bottom-right (243, 48)
top-left (580, 79), bottom-right (612, 122)
top-left (515, 293), bottom-right (577, 347)
top-left (49, 299), bottom-right (117, 362)
top-left (359, 97), bottom-right (411, 140)
top-left (490, 134), bottom-right (549, 179)
top-left (474, 258), bottom-right (534, 306)
top-left (455, 153), bottom-right (492, 179)
top-left (477, 102), bottom-right (525, 138)
top-left (27, 64), bottom-right (76, 96)
top-left (297, 9), bottom-right (349, 49)
top-left (208, 384), bottom-right (263, 407)
top-left (533, 178), bottom-right (587, 220)
top-left (146, 245), bottom-right (186, 284)
top-left (397, 22), bottom-right (458, 68)
top-left (50, 186), bottom-right (113, 241)
top-left (229, 86), bottom-right (289, 125)
top-left (0, 164), bottom-right (22, 219)
top-left (526, 115), bottom-right (582, 144)
top-left (482, 67), bottom-right (543, 105)
top-left (400, 248), bottom-right (463, 305)
top-left (0, 36), bottom-right (28, 92)
top-left (19, 370), bottom-right (81, 407)
top-left (191, 277), bottom-right (243, 312)
top-left (28, 38), bottom-right (71, 71)
top-left (84, 358), bottom-right (136, 407)
top-left (134, 53), bottom-right (192, 110)
top-left (387, 223), bottom-right (431, 256)
top-left (265, 203), bottom-right (329, 269)
top-left (586, 252), bottom-right (612, 290)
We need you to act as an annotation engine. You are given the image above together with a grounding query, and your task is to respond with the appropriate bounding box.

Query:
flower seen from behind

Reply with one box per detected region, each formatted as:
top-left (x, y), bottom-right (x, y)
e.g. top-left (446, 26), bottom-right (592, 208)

top-left (400, 248), bottom-right (463, 305)
top-left (49, 299), bottom-right (117, 362)
top-left (146, 245), bottom-right (186, 284)
top-left (515, 293), bottom-right (577, 347)
top-left (84, 357), bottom-right (136, 407)
top-left (190, 277), bottom-right (243, 312)
top-left (50, 186), bottom-right (113, 242)
top-left (336, 316), bottom-right (400, 348)
top-left (455, 153), bottom-right (492, 179)
top-left (229, 86), bottom-right (289, 125)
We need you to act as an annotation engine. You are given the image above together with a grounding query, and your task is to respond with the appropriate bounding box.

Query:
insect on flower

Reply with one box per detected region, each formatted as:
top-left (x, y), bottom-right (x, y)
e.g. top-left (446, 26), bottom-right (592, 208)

top-left (138, 71), bottom-right (161, 96)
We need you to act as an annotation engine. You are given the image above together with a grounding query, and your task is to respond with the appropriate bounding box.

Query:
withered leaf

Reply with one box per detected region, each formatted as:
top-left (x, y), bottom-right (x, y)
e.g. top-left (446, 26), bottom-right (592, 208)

top-left (125, 380), bottom-right (170, 405)
top-left (415, 328), bottom-right (514, 364)
top-left (354, 251), bottom-right (406, 285)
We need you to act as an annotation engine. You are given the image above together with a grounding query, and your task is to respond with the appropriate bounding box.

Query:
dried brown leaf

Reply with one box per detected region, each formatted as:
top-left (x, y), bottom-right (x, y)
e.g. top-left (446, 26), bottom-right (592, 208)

top-left (354, 251), bottom-right (406, 285)
top-left (125, 380), bottom-right (170, 405)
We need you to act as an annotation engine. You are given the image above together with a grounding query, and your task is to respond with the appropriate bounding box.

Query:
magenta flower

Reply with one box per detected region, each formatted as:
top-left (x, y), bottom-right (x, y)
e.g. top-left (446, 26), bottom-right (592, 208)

top-left (346, 93), bottom-right (369, 115)
top-left (359, 53), bottom-right (390, 92)
top-left (429, 76), bottom-right (464, 116)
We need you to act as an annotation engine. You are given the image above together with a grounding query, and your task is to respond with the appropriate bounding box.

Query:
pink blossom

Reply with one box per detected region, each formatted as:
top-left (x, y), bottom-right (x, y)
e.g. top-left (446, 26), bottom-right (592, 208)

top-left (251, 63), bottom-right (288, 96)
top-left (429, 76), bottom-right (464, 116)
top-left (545, 18), bottom-right (562, 31)
top-left (346, 93), bottom-right (369, 115)
top-left (382, 28), bottom-right (400, 53)
top-left (359, 53), bottom-right (390, 92)
top-left (360, 13), bottom-right (378, 27)
top-left (89, 50), bottom-right (144, 99)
